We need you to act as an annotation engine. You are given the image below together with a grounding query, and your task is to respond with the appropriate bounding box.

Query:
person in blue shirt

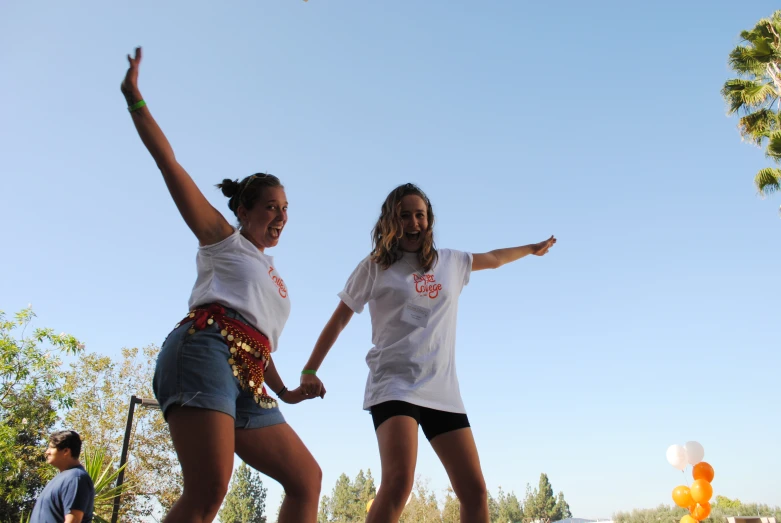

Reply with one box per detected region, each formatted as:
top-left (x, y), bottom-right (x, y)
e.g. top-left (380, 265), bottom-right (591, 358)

top-left (30, 430), bottom-right (95, 523)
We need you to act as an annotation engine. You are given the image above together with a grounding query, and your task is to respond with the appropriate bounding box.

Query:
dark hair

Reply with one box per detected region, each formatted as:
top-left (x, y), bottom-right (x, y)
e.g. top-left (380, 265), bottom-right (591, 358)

top-left (49, 430), bottom-right (82, 459)
top-left (370, 183), bottom-right (438, 272)
top-left (216, 173), bottom-right (284, 226)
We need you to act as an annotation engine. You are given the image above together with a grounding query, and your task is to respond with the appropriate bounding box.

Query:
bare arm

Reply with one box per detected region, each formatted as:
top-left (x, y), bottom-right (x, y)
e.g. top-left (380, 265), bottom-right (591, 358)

top-left (65, 510), bottom-right (84, 523)
top-left (263, 355), bottom-right (284, 397)
top-left (300, 301), bottom-right (355, 396)
top-left (121, 47), bottom-right (233, 245)
top-left (472, 235), bottom-right (556, 271)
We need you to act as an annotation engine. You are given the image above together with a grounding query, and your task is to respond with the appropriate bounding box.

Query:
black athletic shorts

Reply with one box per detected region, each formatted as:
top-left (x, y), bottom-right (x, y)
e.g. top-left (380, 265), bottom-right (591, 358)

top-left (370, 400), bottom-right (470, 441)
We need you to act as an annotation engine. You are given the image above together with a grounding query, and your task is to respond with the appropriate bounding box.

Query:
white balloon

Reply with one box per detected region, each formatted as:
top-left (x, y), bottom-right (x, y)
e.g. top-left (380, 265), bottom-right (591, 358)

top-left (685, 441), bottom-right (705, 465)
top-left (666, 444), bottom-right (687, 470)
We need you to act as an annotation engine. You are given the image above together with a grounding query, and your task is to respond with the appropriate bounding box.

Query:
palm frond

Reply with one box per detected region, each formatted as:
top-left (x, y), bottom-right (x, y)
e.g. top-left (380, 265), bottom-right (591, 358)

top-left (754, 167), bottom-right (781, 195)
top-left (741, 81), bottom-right (777, 106)
top-left (721, 78), bottom-right (778, 114)
top-left (738, 108), bottom-right (781, 144)
top-left (82, 448), bottom-right (134, 514)
top-left (766, 131), bottom-right (781, 161)
top-left (729, 45), bottom-right (767, 75)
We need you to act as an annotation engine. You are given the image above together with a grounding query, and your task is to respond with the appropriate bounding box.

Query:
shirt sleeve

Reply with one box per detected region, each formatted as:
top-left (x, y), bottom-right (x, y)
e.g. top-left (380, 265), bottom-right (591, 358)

top-left (452, 250), bottom-right (473, 287)
top-left (62, 473), bottom-right (93, 514)
top-left (337, 257), bottom-right (375, 314)
top-left (198, 227), bottom-right (241, 254)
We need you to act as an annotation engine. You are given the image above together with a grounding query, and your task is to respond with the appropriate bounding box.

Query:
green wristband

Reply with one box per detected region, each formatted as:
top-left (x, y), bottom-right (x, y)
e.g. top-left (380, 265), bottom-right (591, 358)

top-left (128, 100), bottom-right (146, 112)
top-left (301, 369), bottom-right (317, 376)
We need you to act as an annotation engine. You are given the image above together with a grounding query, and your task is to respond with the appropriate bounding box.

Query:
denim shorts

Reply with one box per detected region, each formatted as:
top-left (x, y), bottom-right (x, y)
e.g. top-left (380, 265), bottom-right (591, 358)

top-left (153, 307), bottom-right (285, 429)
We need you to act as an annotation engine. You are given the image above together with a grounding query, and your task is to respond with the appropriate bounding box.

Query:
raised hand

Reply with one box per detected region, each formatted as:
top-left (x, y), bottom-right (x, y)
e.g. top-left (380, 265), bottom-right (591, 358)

top-left (532, 235), bottom-right (557, 256)
top-left (121, 47), bottom-right (142, 103)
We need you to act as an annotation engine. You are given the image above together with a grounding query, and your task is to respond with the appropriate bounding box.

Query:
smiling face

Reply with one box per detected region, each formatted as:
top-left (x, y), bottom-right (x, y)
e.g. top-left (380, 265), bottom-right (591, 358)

top-left (239, 186), bottom-right (288, 251)
top-left (371, 183), bottom-right (438, 271)
top-left (398, 194), bottom-right (429, 252)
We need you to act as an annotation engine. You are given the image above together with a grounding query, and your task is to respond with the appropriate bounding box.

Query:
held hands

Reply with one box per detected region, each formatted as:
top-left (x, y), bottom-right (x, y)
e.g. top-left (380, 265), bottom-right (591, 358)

top-left (121, 47), bottom-right (142, 101)
top-left (300, 373), bottom-right (326, 399)
top-left (531, 235), bottom-right (557, 256)
top-left (280, 386), bottom-right (324, 405)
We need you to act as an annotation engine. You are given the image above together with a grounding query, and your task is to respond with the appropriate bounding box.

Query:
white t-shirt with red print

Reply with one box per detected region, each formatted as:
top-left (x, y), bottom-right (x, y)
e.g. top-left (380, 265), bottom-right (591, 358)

top-left (339, 249), bottom-right (473, 413)
top-left (188, 229), bottom-right (291, 352)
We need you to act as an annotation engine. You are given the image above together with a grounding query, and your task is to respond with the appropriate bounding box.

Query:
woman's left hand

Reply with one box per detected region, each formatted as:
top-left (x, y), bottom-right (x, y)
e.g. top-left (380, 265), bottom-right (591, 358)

top-left (280, 386), bottom-right (325, 404)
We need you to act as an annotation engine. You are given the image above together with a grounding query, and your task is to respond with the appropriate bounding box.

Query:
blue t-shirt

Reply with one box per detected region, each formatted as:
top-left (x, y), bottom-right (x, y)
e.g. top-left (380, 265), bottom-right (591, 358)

top-left (31, 465), bottom-right (94, 523)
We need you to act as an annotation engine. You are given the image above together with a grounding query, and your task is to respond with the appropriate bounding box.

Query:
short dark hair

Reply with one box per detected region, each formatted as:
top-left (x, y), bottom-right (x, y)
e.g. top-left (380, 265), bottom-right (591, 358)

top-left (49, 430), bottom-right (82, 459)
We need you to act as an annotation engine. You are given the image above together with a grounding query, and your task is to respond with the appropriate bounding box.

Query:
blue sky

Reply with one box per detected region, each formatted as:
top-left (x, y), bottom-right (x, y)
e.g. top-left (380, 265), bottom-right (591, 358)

top-left (2, 0), bottom-right (780, 518)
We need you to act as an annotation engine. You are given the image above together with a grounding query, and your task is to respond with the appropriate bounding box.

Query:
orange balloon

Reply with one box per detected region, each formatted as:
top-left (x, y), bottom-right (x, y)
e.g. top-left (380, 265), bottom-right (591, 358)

top-left (672, 486), bottom-right (693, 508)
top-left (693, 462), bottom-right (715, 483)
top-left (690, 479), bottom-right (713, 503)
top-left (691, 502), bottom-right (711, 520)
top-left (681, 515), bottom-right (699, 523)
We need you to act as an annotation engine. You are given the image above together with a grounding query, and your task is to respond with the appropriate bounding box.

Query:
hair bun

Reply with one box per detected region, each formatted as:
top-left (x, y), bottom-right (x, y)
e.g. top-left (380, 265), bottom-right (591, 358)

top-left (217, 178), bottom-right (241, 198)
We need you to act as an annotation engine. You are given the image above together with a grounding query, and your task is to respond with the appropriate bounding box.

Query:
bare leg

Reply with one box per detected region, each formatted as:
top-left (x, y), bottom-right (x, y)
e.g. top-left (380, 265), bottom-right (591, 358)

top-left (235, 423), bottom-right (322, 523)
top-left (163, 407), bottom-right (235, 523)
top-left (430, 428), bottom-right (489, 523)
top-left (366, 416), bottom-right (419, 523)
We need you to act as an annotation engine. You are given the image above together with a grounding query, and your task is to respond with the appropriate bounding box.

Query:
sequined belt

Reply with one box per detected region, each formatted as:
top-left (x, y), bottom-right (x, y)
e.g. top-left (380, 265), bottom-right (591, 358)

top-left (177, 303), bottom-right (277, 409)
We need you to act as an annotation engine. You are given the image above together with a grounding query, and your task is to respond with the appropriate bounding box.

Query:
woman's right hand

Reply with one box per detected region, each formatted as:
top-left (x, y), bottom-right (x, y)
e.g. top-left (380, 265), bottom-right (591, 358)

top-left (121, 47), bottom-right (142, 101)
top-left (301, 374), bottom-right (325, 398)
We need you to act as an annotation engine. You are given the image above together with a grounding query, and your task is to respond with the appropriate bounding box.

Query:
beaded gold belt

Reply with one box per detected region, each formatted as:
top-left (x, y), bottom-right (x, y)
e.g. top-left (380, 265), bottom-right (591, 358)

top-left (177, 303), bottom-right (277, 409)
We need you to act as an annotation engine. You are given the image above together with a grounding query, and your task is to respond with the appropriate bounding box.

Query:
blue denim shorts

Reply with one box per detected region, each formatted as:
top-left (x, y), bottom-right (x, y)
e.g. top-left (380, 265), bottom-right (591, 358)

top-left (153, 307), bottom-right (285, 429)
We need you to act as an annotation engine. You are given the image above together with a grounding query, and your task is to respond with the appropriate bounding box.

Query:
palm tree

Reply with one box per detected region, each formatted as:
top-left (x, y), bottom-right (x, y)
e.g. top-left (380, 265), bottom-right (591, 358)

top-left (82, 448), bottom-right (132, 523)
top-left (721, 10), bottom-right (781, 197)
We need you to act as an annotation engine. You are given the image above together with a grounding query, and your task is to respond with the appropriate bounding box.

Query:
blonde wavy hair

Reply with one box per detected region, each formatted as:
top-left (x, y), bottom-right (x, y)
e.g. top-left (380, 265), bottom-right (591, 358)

top-left (370, 183), bottom-right (438, 272)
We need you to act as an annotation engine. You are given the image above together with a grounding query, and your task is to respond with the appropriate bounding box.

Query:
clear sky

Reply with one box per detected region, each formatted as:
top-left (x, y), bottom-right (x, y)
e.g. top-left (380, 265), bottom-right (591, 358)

top-left (2, 0), bottom-right (780, 518)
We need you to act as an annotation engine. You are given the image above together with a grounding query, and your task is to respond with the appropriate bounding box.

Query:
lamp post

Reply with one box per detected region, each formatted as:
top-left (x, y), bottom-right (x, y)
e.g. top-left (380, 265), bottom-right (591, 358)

top-left (110, 395), bottom-right (160, 523)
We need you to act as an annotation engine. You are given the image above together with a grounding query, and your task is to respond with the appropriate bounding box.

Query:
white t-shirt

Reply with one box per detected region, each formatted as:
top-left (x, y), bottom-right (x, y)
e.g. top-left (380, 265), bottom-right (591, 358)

top-left (188, 229), bottom-right (291, 352)
top-left (338, 248), bottom-right (473, 413)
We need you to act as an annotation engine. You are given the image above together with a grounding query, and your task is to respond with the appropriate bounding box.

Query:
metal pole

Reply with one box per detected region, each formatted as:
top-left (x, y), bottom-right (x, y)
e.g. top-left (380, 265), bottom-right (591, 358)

top-left (112, 395), bottom-right (140, 523)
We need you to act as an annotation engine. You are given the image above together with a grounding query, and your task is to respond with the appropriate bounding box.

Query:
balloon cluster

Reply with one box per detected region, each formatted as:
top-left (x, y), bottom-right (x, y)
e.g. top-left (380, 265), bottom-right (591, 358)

top-left (667, 441), bottom-right (715, 523)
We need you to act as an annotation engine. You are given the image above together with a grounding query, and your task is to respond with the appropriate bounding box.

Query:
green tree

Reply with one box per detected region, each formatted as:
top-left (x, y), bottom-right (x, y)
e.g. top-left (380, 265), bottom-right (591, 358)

top-left (721, 10), bottom-right (781, 201)
top-left (552, 491), bottom-right (571, 521)
top-left (399, 478), bottom-right (440, 523)
top-left (523, 474), bottom-right (570, 522)
top-left (63, 346), bottom-right (182, 520)
top-left (441, 487), bottom-right (460, 523)
top-left (318, 494), bottom-right (330, 523)
top-left (495, 486), bottom-right (523, 523)
top-left (712, 495), bottom-right (743, 511)
top-left (353, 469), bottom-right (377, 517)
top-left (218, 462), bottom-right (267, 523)
top-left (0, 307), bottom-right (82, 519)
top-left (82, 448), bottom-right (133, 523)
top-left (488, 491), bottom-right (500, 522)
top-left (327, 473), bottom-right (355, 522)
top-left (613, 499), bottom-right (781, 523)
top-left (319, 470), bottom-right (377, 521)
top-left (613, 504), bottom-right (689, 523)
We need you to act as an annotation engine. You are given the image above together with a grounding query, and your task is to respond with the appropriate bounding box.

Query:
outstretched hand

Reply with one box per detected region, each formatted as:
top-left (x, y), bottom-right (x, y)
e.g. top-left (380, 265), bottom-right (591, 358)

top-left (532, 235), bottom-right (556, 256)
top-left (121, 47), bottom-right (142, 99)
